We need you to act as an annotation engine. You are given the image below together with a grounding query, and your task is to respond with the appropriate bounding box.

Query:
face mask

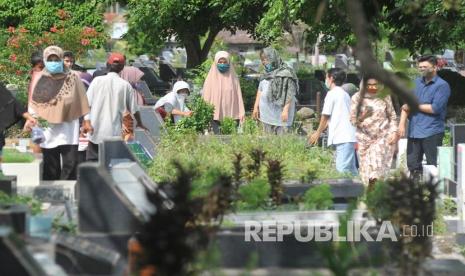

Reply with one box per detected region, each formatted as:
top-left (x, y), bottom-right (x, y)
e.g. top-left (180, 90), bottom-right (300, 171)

top-left (45, 61), bottom-right (64, 74)
top-left (265, 63), bottom-right (274, 73)
top-left (217, 63), bottom-right (230, 73)
top-left (177, 93), bottom-right (188, 100)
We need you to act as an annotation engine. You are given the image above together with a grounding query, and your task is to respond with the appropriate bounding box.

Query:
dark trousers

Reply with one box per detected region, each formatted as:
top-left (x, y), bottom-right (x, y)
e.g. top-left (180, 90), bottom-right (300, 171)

top-left (86, 142), bottom-right (99, 162)
top-left (42, 145), bottom-right (78, 181)
top-left (407, 132), bottom-right (444, 173)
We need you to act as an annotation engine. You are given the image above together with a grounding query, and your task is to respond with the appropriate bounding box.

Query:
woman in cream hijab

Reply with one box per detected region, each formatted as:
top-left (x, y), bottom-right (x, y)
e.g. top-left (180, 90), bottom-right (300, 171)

top-left (202, 51), bottom-right (245, 134)
top-left (29, 45), bottom-right (91, 180)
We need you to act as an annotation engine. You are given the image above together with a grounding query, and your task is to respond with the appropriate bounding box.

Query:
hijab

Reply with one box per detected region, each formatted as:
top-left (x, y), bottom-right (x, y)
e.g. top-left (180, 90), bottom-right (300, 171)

top-left (261, 47), bottom-right (299, 107)
top-left (202, 51), bottom-right (245, 121)
top-left (120, 66), bottom-right (144, 86)
top-left (30, 45), bottom-right (89, 124)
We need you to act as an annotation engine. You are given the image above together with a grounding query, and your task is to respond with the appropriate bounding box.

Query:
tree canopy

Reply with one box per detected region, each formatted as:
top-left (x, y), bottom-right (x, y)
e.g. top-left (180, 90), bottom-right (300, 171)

top-left (126, 0), bottom-right (266, 68)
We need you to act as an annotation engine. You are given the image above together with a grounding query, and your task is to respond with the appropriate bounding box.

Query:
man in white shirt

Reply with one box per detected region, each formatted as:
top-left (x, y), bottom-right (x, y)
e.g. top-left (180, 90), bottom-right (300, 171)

top-left (84, 53), bottom-right (146, 161)
top-left (309, 68), bottom-right (357, 175)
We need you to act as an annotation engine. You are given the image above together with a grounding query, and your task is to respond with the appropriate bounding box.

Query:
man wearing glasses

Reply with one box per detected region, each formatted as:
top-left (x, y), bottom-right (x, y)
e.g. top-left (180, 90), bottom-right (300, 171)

top-left (398, 55), bottom-right (451, 179)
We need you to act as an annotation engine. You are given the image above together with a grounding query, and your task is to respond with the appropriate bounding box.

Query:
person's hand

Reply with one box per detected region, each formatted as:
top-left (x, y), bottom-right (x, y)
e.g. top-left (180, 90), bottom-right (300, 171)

top-left (81, 120), bottom-right (93, 135)
top-left (398, 124), bottom-right (406, 138)
top-left (252, 107), bottom-right (259, 120)
top-left (239, 115), bottom-right (245, 123)
top-left (281, 110), bottom-right (288, 122)
top-left (184, 111), bottom-right (193, 117)
top-left (401, 104), bottom-right (410, 112)
top-left (308, 132), bottom-right (320, 145)
top-left (387, 132), bottom-right (399, 145)
top-left (24, 117), bottom-right (37, 132)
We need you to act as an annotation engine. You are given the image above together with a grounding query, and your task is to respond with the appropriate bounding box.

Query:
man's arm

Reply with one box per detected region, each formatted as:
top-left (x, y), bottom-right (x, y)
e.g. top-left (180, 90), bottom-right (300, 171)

top-left (308, 114), bottom-right (330, 145)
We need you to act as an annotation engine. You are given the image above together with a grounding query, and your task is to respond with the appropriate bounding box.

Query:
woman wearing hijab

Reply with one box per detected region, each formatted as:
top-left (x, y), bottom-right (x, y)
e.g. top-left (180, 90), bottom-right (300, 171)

top-left (202, 51), bottom-right (245, 134)
top-left (29, 45), bottom-right (92, 180)
top-left (252, 47), bottom-right (298, 134)
top-left (154, 80), bottom-right (192, 123)
top-left (350, 76), bottom-right (398, 190)
top-left (120, 61), bottom-right (145, 140)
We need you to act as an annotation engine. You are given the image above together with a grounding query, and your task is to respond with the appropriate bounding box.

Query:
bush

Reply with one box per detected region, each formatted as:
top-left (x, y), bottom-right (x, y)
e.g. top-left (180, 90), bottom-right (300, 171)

top-left (174, 95), bottom-right (214, 133)
top-left (241, 117), bottom-right (259, 135)
top-left (219, 117), bottom-right (237, 135)
top-left (301, 183), bottom-right (333, 210)
top-left (240, 77), bottom-right (258, 113)
top-left (236, 178), bottom-right (270, 210)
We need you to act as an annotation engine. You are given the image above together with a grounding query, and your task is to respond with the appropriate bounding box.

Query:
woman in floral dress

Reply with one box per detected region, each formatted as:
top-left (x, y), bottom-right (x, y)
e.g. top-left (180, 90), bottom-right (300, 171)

top-left (350, 77), bottom-right (398, 189)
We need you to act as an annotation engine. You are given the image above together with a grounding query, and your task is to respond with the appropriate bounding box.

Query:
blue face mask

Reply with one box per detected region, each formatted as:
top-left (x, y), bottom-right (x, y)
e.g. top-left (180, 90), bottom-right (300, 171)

top-left (45, 61), bottom-right (64, 74)
top-left (217, 63), bottom-right (230, 73)
top-left (265, 63), bottom-right (274, 73)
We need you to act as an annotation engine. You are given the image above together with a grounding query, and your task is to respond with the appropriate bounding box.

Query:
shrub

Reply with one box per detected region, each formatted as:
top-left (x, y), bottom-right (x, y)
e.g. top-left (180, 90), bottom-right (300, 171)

top-left (301, 183), bottom-right (333, 210)
top-left (219, 117), bottom-right (237, 135)
top-left (175, 95), bottom-right (214, 133)
top-left (236, 178), bottom-right (270, 210)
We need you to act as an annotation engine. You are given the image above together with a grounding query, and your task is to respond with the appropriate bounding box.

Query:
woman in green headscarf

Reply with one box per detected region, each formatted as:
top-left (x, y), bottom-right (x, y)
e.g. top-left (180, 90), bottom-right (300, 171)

top-left (252, 47), bottom-right (298, 134)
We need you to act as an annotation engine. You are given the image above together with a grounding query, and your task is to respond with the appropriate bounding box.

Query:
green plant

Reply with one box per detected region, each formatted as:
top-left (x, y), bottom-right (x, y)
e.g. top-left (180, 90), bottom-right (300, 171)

top-left (301, 183), bottom-right (333, 210)
top-left (2, 148), bottom-right (34, 163)
top-left (443, 196), bottom-right (457, 216)
top-left (241, 117), bottom-right (259, 135)
top-left (266, 159), bottom-right (284, 206)
top-left (174, 95), bottom-right (214, 133)
top-left (365, 180), bottom-right (392, 222)
top-left (236, 178), bottom-right (270, 211)
top-left (0, 191), bottom-right (41, 215)
top-left (219, 117), bottom-right (237, 135)
top-left (240, 77), bottom-right (258, 113)
top-left (246, 148), bottom-right (266, 180)
top-left (52, 212), bottom-right (77, 234)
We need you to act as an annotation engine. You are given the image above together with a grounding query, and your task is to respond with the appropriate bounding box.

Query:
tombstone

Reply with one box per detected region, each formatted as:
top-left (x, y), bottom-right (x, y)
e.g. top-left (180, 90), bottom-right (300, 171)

top-left (0, 227), bottom-right (48, 275)
top-left (136, 81), bottom-right (157, 105)
top-left (438, 146), bottom-right (455, 194)
top-left (0, 176), bottom-right (16, 196)
top-left (98, 138), bottom-right (138, 169)
top-left (451, 123), bottom-right (465, 147)
top-left (335, 54), bottom-right (348, 69)
top-left (457, 144), bottom-right (465, 233)
top-left (134, 129), bottom-right (157, 158)
top-left (55, 233), bottom-right (122, 275)
top-left (139, 106), bottom-right (166, 138)
top-left (0, 205), bottom-right (28, 234)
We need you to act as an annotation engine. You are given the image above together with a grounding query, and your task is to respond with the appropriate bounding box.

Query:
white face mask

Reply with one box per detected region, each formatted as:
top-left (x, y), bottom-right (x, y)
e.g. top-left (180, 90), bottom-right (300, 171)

top-left (325, 79), bottom-right (331, 89)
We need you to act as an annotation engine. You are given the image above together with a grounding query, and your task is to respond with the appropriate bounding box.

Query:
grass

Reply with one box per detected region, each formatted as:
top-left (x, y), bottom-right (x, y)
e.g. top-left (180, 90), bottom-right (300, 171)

top-left (148, 134), bottom-right (341, 183)
top-left (2, 148), bottom-right (35, 163)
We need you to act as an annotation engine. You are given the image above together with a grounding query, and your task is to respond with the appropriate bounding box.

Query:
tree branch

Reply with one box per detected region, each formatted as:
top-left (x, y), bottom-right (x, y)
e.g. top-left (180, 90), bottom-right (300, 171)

top-left (346, 0), bottom-right (419, 112)
top-left (200, 27), bottom-right (220, 60)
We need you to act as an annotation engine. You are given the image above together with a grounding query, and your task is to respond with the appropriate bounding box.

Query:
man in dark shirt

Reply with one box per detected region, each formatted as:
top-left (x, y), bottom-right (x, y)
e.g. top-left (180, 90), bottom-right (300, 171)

top-left (399, 55), bottom-right (451, 178)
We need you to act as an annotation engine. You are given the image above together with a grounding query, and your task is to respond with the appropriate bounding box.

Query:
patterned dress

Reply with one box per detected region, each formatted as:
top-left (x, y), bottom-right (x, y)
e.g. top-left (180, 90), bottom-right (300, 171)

top-left (350, 92), bottom-right (398, 185)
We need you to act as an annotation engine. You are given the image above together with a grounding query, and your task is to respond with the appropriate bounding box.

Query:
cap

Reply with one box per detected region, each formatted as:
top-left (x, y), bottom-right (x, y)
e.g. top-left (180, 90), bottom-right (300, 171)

top-left (107, 52), bottom-right (125, 65)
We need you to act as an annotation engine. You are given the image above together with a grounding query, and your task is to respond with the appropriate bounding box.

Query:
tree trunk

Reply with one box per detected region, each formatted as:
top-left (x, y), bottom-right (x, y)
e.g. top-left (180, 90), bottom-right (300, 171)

top-left (184, 28), bottom-right (220, 68)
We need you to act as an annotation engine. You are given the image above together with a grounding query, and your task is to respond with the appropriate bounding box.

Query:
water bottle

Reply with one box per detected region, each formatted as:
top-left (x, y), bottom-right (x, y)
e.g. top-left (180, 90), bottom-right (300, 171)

top-left (31, 127), bottom-right (45, 144)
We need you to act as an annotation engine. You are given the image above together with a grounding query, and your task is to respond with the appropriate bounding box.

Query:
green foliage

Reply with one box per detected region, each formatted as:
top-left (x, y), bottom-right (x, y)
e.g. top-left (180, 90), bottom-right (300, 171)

top-left (0, 191), bottom-right (42, 215)
top-left (219, 117), bottom-right (237, 135)
top-left (191, 166), bottom-right (223, 198)
top-left (443, 196), bottom-right (457, 216)
top-left (240, 77), bottom-right (258, 113)
top-left (365, 180), bottom-right (392, 222)
top-left (52, 212), bottom-right (77, 234)
top-left (127, 0), bottom-right (266, 67)
top-left (2, 148), bottom-right (35, 163)
top-left (174, 95), bottom-right (215, 133)
top-left (236, 178), bottom-right (270, 211)
top-left (443, 128), bottom-right (451, 147)
top-left (301, 183), bottom-right (333, 211)
top-left (241, 117), bottom-right (259, 135)
top-left (149, 134), bottom-right (339, 183)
